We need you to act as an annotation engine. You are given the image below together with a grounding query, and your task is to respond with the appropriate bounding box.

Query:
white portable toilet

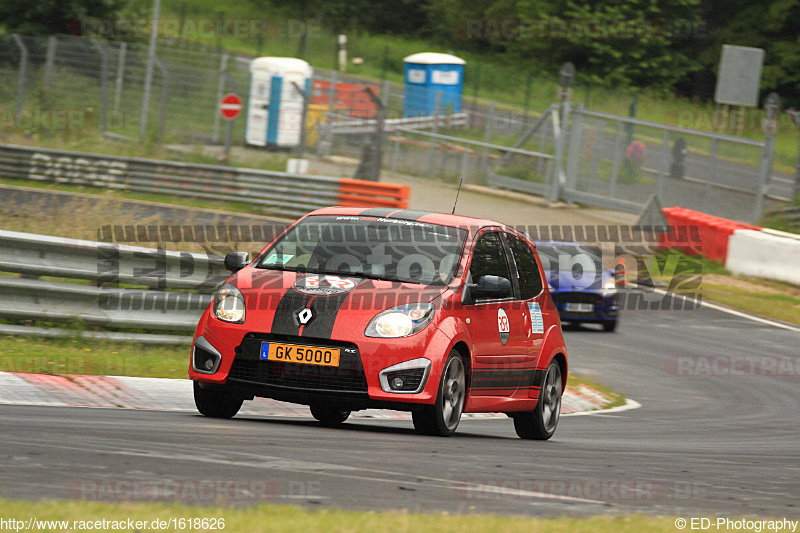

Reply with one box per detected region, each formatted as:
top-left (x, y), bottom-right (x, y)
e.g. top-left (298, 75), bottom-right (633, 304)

top-left (245, 57), bottom-right (312, 148)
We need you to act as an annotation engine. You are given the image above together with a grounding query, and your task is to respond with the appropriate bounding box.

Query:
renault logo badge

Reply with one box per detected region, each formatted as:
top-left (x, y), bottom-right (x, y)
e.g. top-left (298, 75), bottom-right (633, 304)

top-left (297, 308), bottom-right (314, 325)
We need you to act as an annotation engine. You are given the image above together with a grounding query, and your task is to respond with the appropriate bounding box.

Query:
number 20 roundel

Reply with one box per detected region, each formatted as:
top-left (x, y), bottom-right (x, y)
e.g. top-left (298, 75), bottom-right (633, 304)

top-left (497, 308), bottom-right (510, 345)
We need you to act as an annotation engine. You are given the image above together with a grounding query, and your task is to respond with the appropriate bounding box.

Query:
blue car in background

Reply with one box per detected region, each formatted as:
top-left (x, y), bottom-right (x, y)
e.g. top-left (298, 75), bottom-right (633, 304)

top-left (534, 241), bottom-right (621, 332)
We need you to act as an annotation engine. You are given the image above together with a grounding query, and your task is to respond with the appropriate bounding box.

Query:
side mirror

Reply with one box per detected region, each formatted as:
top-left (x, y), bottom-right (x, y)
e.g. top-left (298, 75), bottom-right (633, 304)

top-left (475, 275), bottom-right (511, 299)
top-left (463, 275), bottom-right (511, 304)
top-left (224, 252), bottom-right (249, 272)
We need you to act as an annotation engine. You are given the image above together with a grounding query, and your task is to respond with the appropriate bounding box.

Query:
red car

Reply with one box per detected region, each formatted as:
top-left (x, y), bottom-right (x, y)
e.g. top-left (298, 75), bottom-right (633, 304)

top-left (189, 207), bottom-right (568, 439)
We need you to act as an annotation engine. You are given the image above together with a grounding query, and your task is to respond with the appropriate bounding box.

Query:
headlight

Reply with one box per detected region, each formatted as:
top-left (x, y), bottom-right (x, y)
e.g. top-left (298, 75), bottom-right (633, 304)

top-left (365, 303), bottom-right (434, 338)
top-left (601, 279), bottom-right (617, 295)
top-left (213, 283), bottom-right (246, 323)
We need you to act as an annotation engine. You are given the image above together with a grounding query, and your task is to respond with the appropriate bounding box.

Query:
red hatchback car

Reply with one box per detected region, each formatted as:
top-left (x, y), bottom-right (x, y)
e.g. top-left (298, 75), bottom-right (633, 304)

top-left (189, 207), bottom-right (568, 439)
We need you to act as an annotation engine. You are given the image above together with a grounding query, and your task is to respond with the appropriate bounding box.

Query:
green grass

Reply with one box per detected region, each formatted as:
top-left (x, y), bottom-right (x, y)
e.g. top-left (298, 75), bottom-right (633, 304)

top-left (0, 335), bottom-right (626, 411)
top-left (644, 250), bottom-right (800, 326)
top-left (700, 284), bottom-right (800, 325)
top-left (0, 500), bottom-right (705, 532)
top-left (0, 335), bottom-right (188, 378)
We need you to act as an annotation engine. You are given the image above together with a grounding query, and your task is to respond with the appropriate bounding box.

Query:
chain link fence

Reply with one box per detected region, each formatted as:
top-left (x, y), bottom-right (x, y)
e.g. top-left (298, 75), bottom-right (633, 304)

top-left (0, 33), bottom-right (793, 224)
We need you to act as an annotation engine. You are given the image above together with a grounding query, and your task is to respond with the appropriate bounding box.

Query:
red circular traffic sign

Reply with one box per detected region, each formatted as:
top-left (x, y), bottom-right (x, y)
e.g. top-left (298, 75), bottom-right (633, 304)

top-left (219, 93), bottom-right (242, 120)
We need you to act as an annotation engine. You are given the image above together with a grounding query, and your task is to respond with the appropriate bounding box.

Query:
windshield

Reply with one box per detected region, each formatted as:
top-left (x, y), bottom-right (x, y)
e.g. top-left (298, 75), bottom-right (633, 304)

top-left (256, 215), bottom-right (467, 285)
top-left (533, 243), bottom-right (606, 290)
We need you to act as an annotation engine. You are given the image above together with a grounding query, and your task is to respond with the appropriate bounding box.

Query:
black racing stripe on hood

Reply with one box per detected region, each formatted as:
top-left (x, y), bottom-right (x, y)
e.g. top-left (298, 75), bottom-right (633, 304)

top-left (270, 288), bottom-right (312, 336)
top-left (386, 209), bottom-right (436, 221)
top-left (359, 207), bottom-right (399, 217)
top-left (300, 289), bottom-right (353, 339)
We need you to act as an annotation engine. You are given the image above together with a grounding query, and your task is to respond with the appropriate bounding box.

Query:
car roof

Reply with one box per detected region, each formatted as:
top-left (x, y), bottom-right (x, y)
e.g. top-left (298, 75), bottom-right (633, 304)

top-left (306, 207), bottom-right (525, 237)
top-left (533, 240), bottom-right (599, 247)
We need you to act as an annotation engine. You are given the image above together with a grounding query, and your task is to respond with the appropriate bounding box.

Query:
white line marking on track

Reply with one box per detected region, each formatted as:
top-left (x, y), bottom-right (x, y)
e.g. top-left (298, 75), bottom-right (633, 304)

top-left (563, 399), bottom-right (642, 417)
top-left (650, 287), bottom-right (800, 333)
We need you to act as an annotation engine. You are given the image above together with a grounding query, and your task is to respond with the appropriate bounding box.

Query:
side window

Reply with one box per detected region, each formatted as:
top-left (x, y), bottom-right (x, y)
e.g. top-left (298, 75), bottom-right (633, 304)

top-left (469, 232), bottom-right (512, 295)
top-left (506, 234), bottom-right (543, 299)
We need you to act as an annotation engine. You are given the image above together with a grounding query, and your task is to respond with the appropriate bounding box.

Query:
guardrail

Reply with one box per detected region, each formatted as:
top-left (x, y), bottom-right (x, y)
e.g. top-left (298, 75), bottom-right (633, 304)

top-left (328, 112), bottom-right (469, 134)
top-left (0, 143), bottom-right (409, 217)
top-left (0, 229), bottom-right (230, 344)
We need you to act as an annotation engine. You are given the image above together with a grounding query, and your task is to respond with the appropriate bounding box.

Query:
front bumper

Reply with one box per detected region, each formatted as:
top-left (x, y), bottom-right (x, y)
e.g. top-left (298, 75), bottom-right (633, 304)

top-left (551, 291), bottom-right (618, 322)
top-left (189, 316), bottom-right (453, 407)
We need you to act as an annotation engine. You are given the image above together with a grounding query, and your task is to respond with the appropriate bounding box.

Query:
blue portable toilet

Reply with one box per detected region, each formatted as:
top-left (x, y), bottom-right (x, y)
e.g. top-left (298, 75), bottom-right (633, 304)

top-left (403, 53), bottom-right (466, 118)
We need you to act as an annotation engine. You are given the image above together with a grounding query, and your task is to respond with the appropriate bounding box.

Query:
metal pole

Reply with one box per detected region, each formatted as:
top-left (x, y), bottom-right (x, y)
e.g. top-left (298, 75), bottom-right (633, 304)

top-left (550, 101), bottom-right (569, 202)
top-left (43, 36), bottom-right (57, 92)
top-left (362, 87), bottom-right (385, 181)
top-left (153, 56), bottom-right (168, 144)
top-left (139, 0), bottom-right (162, 140)
top-left (523, 72), bottom-right (533, 121)
top-left (224, 118), bottom-right (232, 160)
top-left (90, 40), bottom-right (109, 134)
top-left (113, 43), bottom-right (127, 115)
top-left (291, 81), bottom-right (309, 160)
top-left (565, 104), bottom-right (583, 191)
top-left (754, 93), bottom-right (780, 222)
top-left (212, 52), bottom-right (230, 144)
top-left (480, 100), bottom-right (495, 176)
top-left (11, 34), bottom-right (27, 124)
top-left (317, 71), bottom-right (337, 156)
top-left (609, 121), bottom-right (623, 197)
top-left (428, 91), bottom-right (442, 178)
top-left (658, 129), bottom-right (669, 199)
top-left (381, 79), bottom-right (391, 109)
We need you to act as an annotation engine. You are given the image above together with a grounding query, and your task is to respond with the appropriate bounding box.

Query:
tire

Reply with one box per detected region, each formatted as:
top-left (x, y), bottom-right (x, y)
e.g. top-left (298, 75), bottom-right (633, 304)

top-left (513, 360), bottom-right (563, 440)
top-left (602, 320), bottom-right (617, 332)
top-left (193, 381), bottom-right (243, 419)
top-left (310, 404), bottom-right (351, 427)
top-left (412, 351), bottom-right (466, 437)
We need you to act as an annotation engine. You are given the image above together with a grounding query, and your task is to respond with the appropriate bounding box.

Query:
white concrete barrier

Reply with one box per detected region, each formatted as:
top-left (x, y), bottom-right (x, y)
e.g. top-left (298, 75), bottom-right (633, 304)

top-left (725, 229), bottom-right (800, 285)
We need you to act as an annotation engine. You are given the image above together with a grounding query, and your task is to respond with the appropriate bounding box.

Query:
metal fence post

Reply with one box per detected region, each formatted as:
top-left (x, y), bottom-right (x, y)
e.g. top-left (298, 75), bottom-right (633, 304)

top-left (10, 34), bottom-right (27, 124)
top-left (113, 43), bottom-right (127, 116)
top-left (391, 138), bottom-right (400, 173)
top-left (549, 101), bottom-right (569, 202)
top-left (609, 121), bottom-right (624, 198)
top-left (291, 81), bottom-right (310, 160)
top-left (212, 52), bottom-right (230, 144)
top-left (480, 100), bottom-right (495, 176)
top-left (565, 104), bottom-right (584, 191)
top-left (427, 90), bottom-right (442, 178)
top-left (90, 40), bottom-right (109, 134)
top-left (753, 93), bottom-right (780, 223)
top-left (381, 79), bottom-right (391, 109)
top-left (139, 0), bottom-right (162, 140)
top-left (658, 129), bottom-right (670, 199)
top-left (317, 71), bottom-right (338, 157)
top-left (43, 36), bottom-right (57, 92)
top-left (153, 56), bottom-right (168, 144)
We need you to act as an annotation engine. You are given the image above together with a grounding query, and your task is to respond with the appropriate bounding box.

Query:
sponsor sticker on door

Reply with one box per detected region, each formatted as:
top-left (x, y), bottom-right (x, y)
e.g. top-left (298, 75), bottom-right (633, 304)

top-left (528, 302), bottom-right (544, 334)
top-left (498, 308), bottom-right (510, 345)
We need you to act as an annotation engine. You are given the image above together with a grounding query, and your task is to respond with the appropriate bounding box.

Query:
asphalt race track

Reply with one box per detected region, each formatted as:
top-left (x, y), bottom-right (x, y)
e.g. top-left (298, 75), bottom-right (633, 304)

top-left (2, 290), bottom-right (799, 517)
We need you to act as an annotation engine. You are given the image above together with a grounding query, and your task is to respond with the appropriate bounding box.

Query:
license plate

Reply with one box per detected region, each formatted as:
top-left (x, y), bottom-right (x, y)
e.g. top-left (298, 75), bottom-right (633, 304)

top-left (565, 303), bottom-right (593, 312)
top-left (260, 342), bottom-right (340, 367)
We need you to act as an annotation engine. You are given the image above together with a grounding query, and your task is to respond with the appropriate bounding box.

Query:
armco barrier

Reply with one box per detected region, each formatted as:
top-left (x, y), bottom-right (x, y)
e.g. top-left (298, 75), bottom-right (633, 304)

top-left (660, 207), bottom-right (760, 261)
top-left (726, 229), bottom-right (800, 285)
top-left (0, 143), bottom-right (410, 217)
top-left (0, 229), bottom-right (227, 343)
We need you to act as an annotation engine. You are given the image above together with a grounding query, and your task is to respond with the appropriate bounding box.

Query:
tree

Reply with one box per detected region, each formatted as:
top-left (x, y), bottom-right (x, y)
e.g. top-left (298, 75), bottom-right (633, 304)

top-left (0, 0), bottom-right (126, 36)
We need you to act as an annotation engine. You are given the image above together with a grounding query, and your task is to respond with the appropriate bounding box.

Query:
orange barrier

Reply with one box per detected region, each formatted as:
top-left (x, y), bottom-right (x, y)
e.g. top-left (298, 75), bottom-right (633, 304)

top-left (659, 207), bottom-right (761, 261)
top-left (312, 81), bottom-right (379, 119)
top-left (338, 179), bottom-right (410, 209)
